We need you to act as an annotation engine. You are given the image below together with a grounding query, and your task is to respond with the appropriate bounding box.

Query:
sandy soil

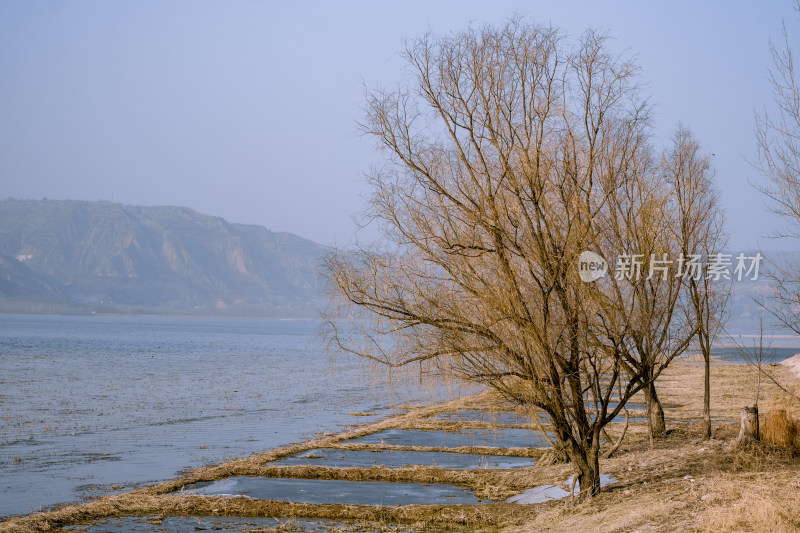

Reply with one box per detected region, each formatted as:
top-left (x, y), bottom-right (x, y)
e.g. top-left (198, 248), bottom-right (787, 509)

top-left (781, 353), bottom-right (800, 379)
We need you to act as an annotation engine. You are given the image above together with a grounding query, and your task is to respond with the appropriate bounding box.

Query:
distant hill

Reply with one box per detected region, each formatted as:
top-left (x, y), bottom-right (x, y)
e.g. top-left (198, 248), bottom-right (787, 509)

top-left (0, 199), bottom-right (329, 316)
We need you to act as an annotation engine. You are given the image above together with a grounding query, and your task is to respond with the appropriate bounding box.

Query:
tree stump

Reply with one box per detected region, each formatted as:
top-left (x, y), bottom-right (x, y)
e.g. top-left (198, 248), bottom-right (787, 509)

top-left (736, 405), bottom-right (759, 445)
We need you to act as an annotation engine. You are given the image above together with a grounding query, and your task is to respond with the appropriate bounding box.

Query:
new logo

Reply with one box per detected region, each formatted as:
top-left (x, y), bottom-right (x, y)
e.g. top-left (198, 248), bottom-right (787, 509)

top-left (578, 251), bottom-right (608, 283)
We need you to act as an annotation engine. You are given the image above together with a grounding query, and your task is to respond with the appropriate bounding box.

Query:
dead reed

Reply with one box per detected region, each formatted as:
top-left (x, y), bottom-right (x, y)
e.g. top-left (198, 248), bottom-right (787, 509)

top-left (761, 408), bottom-right (800, 450)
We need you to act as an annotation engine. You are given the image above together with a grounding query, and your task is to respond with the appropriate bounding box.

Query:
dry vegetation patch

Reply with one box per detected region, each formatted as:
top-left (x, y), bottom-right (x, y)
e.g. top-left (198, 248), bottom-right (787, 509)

top-left (329, 442), bottom-right (544, 459)
top-left (762, 407), bottom-right (800, 450)
top-left (503, 360), bottom-right (800, 532)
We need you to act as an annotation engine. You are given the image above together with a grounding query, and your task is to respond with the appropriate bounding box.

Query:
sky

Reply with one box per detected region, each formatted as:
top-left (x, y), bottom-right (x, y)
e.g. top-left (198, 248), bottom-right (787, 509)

top-left (1, 1), bottom-right (798, 251)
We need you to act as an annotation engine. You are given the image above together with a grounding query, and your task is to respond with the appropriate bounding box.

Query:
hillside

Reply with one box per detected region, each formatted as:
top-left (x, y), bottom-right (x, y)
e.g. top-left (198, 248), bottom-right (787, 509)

top-left (0, 199), bottom-right (329, 316)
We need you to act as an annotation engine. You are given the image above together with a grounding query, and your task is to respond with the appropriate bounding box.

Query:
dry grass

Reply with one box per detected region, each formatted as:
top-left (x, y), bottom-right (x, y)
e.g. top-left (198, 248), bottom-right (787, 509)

top-left (502, 426), bottom-right (800, 532)
top-left (761, 408), bottom-right (800, 450)
top-left (329, 442), bottom-right (543, 458)
top-left (5, 493), bottom-right (537, 533)
top-left (696, 474), bottom-right (800, 533)
top-left (500, 359), bottom-right (800, 533)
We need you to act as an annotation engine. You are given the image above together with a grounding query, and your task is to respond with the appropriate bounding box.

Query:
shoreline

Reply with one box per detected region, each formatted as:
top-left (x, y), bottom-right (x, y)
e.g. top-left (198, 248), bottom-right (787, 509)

top-left (3, 358), bottom-right (800, 532)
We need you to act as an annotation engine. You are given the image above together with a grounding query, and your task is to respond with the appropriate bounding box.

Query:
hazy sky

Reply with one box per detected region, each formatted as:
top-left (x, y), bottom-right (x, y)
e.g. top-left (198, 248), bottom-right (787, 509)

top-left (1, 1), bottom-right (798, 251)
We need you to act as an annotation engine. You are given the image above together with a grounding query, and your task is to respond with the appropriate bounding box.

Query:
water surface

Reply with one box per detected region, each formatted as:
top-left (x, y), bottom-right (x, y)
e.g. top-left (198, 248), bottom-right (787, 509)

top-left (273, 448), bottom-right (535, 469)
top-left (350, 428), bottom-right (550, 448)
top-left (181, 476), bottom-right (489, 505)
top-left (0, 315), bottom-right (470, 518)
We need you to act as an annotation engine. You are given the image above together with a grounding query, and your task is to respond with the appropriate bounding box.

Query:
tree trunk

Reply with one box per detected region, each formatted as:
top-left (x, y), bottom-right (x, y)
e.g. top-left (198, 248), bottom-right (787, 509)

top-left (702, 352), bottom-right (712, 439)
top-left (700, 336), bottom-right (712, 439)
top-left (737, 405), bottom-right (759, 445)
top-left (567, 441), bottom-right (601, 500)
top-left (578, 446), bottom-right (601, 500)
top-left (643, 381), bottom-right (666, 439)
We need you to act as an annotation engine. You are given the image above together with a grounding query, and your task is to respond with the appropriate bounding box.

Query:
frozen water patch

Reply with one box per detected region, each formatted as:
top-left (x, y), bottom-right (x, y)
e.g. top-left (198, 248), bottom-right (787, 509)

top-left (349, 428), bottom-right (550, 448)
top-left (506, 484), bottom-right (571, 503)
top-left (179, 476), bottom-right (491, 505)
top-left (507, 473), bottom-right (617, 504)
top-left (434, 410), bottom-right (533, 425)
top-left (273, 448), bottom-right (535, 469)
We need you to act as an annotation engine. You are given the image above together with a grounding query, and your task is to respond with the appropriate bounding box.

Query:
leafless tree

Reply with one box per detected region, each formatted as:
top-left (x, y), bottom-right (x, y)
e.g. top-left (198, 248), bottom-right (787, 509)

top-left (756, 1), bottom-right (800, 336)
top-left (730, 314), bottom-right (775, 409)
top-left (665, 126), bottom-right (728, 440)
top-left (590, 136), bottom-right (699, 440)
top-left (325, 19), bottom-right (705, 499)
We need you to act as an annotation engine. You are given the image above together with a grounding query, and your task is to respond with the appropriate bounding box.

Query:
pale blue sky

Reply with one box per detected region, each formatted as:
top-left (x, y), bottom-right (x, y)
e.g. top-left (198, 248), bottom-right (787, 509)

top-left (1, 1), bottom-right (798, 250)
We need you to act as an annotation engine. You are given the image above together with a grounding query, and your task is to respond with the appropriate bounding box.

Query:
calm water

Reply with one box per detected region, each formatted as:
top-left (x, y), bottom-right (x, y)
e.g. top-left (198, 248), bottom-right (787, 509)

top-left (0, 314), bottom-right (467, 518)
top-left (710, 346), bottom-right (800, 363)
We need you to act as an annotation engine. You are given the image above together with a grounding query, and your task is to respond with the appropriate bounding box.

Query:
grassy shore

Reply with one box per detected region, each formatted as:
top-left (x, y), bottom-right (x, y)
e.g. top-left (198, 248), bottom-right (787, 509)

top-left (2, 358), bottom-right (800, 533)
top-left (508, 358), bottom-right (800, 532)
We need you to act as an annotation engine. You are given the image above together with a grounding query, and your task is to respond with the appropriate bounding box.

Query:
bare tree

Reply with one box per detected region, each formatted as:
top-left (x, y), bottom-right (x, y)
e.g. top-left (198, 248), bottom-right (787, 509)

top-left (664, 126), bottom-right (728, 440)
top-left (590, 141), bottom-right (697, 440)
top-left (756, 1), bottom-right (800, 336)
top-left (732, 314), bottom-right (775, 409)
top-left (326, 19), bottom-right (701, 499)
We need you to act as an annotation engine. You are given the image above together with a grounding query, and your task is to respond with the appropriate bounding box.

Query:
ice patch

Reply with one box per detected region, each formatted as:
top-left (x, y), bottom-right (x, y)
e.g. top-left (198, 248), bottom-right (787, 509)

top-left (506, 484), bottom-right (571, 503)
top-left (508, 473), bottom-right (617, 504)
